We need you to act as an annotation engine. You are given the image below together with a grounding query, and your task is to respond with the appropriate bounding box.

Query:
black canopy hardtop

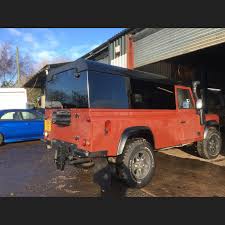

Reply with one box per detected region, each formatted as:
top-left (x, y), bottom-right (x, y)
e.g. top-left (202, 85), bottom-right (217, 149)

top-left (47, 58), bottom-right (177, 86)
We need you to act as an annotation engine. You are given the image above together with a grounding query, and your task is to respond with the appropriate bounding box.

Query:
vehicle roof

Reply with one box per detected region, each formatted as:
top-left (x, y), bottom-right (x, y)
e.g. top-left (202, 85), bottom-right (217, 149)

top-left (47, 58), bottom-right (178, 86)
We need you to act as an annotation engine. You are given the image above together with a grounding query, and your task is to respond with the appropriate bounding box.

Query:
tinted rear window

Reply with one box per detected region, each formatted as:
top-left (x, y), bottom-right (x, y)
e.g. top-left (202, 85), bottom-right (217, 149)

top-left (88, 71), bottom-right (129, 109)
top-left (46, 70), bottom-right (88, 108)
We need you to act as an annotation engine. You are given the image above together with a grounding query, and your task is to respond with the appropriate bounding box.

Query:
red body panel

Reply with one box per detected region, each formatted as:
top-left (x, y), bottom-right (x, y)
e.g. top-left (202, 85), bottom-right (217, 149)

top-left (205, 114), bottom-right (220, 124)
top-left (45, 85), bottom-right (219, 156)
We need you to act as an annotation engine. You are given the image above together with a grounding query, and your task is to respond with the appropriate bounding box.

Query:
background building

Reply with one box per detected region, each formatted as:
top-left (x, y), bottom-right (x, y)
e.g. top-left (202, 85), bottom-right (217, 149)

top-left (24, 28), bottom-right (225, 107)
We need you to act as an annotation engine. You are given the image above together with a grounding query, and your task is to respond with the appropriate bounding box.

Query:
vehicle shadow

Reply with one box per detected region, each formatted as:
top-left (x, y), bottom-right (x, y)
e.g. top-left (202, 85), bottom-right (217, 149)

top-left (180, 130), bottom-right (225, 158)
top-left (92, 158), bottom-right (128, 198)
top-left (180, 144), bottom-right (200, 157)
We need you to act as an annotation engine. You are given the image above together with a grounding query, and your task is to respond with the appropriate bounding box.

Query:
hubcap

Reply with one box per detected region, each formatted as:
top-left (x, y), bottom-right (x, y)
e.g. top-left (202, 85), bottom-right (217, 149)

top-left (208, 135), bottom-right (220, 156)
top-left (131, 149), bottom-right (151, 180)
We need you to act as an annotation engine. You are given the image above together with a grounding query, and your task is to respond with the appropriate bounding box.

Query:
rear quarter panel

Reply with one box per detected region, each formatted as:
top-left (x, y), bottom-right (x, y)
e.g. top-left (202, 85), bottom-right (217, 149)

top-left (89, 109), bottom-right (181, 156)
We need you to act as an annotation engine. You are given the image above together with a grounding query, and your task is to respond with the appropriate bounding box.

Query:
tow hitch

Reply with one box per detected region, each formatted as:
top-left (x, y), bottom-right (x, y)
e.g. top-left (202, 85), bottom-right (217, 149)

top-left (54, 145), bottom-right (94, 170)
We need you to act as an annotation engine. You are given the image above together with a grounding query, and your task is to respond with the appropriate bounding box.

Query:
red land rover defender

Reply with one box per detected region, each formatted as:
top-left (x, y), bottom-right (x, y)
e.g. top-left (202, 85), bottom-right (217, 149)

top-left (44, 59), bottom-right (222, 188)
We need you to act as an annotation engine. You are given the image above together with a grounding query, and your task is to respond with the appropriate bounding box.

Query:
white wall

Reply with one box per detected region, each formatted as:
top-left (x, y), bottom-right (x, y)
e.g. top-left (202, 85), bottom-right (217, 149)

top-left (0, 88), bottom-right (27, 109)
top-left (111, 53), bottom-right (127, 68)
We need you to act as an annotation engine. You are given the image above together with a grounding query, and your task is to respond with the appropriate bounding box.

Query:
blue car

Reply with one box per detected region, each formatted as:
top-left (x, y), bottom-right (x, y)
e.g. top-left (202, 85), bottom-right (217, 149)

top-left (0, 109), bottom-right (44, 145)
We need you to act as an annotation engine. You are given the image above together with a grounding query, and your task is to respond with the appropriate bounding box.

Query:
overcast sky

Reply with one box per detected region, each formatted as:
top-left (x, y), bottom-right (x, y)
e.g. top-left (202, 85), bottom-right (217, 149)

top-left (0, 28), bottom-right (124, 66)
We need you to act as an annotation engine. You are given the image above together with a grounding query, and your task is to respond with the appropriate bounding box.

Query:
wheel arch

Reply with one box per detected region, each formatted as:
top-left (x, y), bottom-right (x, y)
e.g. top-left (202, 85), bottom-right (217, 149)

top-left (117, 126), bottom-right (155, 155)
top-left (204, 120), bottom-right (220, 139)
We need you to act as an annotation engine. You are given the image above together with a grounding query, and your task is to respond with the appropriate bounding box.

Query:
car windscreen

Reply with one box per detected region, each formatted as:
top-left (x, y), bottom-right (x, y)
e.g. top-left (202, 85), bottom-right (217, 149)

top-left (45, 69), bottom-right (88, 109)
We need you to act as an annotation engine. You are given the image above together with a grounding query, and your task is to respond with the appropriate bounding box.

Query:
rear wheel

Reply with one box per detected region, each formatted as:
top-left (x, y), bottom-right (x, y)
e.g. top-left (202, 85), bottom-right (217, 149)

top-left (197, 127), bottom-right (222, 159)
top-left (0, 134), bottom-right (4, 145)
top-left (117, 138), bottom-right (156, 188)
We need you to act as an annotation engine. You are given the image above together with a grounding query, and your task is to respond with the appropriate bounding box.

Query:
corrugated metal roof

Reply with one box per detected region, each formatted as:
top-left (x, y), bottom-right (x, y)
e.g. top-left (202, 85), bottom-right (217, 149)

top-left (134, 28), bottom-right (225, 67)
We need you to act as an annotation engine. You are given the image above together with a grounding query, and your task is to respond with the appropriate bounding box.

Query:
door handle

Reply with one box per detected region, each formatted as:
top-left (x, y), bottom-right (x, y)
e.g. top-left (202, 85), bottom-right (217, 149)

top-left (180, 121), bottom-right (186, 124)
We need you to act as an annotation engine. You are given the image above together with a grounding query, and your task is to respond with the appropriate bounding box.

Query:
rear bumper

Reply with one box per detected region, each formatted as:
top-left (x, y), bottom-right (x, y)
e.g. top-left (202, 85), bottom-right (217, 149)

top-left (44, 139), bottom-right (107, 158)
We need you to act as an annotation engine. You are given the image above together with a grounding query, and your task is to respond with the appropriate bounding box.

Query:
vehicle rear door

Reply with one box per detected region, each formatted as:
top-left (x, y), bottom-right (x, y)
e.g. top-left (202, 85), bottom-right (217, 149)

top-left (175, 86), bottom-right (203, 144)
top-left (20, 110), bottom-right (44, 139)
top-left (45, 69), bottom-right (89, 144)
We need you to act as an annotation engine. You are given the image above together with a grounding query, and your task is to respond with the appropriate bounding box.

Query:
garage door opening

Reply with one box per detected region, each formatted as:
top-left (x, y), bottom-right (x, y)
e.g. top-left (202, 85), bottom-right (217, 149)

top-left (136, 42), bottom-right (225, 132)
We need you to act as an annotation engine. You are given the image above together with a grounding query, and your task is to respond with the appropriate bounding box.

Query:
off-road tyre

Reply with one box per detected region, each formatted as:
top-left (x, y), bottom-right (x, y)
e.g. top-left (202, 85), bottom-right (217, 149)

top-left (197, 127), bottom-right (222, 159)
top-left (116, 138), bottom-right (156, 188)
top-left (0, 134), bottom-right (4, 145)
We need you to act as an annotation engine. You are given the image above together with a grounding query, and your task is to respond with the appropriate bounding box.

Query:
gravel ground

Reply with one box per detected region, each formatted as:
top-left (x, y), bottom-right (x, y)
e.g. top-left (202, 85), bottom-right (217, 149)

top-left (0, 140), bottom-right (224, 197)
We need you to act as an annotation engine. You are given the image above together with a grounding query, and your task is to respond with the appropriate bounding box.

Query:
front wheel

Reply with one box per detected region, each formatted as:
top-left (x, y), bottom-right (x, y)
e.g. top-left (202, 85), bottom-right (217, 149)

top-left (197, 127), bottom-right (222, 159)
top-left (117, 138), bottom-right (156, 188)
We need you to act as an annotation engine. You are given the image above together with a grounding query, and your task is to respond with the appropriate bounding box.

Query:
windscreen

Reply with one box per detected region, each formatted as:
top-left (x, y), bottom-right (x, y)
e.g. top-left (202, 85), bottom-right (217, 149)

top-left (45, 69), bottom-right (88, 109)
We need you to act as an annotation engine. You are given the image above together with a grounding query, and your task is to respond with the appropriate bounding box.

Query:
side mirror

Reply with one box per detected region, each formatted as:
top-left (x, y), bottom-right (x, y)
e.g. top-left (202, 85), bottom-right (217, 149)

top-left (196, 99), bottom-right (203, 110)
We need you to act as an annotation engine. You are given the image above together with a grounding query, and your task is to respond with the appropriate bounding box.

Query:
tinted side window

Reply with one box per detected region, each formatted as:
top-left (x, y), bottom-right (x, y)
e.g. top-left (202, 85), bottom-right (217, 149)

top-left (46, 70), bottom-right (88, 108)
top-left (89, 71), bottom-right (129, 109)
top-left (177, 89), bottom-right (194, 109)
top-left (0, 112), bottom-right (14, 120)
top-left (0, 111), bottom-right (22, 120)
top-left (130, 79), bottom-right (176, 109)
top-left (21, 111), bottom-right (37, 120)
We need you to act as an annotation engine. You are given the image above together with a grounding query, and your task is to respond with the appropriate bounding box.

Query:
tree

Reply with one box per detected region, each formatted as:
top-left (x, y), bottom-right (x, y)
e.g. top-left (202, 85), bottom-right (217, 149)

top-left (0, 42), bottom-right (34, 87)
top-left (0, 42), bottom-right (15, 86)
